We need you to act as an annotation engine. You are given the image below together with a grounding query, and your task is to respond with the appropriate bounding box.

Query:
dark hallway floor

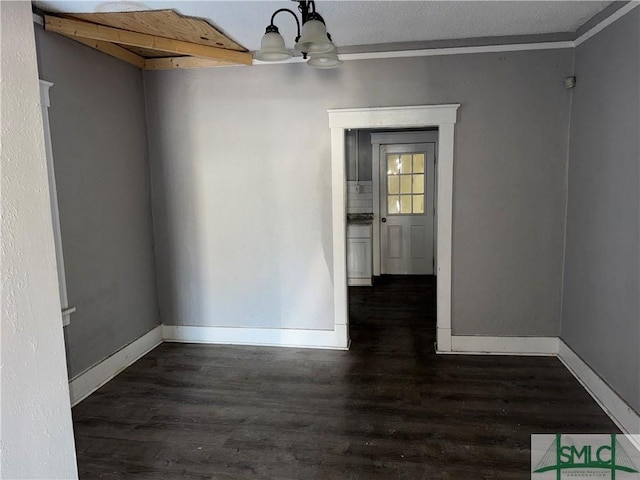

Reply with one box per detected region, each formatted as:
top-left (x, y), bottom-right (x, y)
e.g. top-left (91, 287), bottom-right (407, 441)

top-left (72, 275), bottom-right (617, 479)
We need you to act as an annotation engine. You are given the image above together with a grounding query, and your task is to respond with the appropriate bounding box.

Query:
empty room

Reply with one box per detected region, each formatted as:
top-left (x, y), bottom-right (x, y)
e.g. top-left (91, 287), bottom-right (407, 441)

top-left (2, 0), bottom-right (639, 478)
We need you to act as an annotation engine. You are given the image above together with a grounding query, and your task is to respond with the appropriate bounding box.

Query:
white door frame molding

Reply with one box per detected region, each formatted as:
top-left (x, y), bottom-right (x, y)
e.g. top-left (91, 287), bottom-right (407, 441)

top-left (40, 80), bottom-right (76, 328)
top-left (328, 105), bottom-right (460, 352)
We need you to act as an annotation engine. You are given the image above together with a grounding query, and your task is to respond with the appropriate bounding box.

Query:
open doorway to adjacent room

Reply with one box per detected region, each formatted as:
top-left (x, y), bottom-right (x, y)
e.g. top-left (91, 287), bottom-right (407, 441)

top-left (328, 105), bottom-right (459, 353)
top-left (345, 128), bottom-right (439, 282)
top-left (344, 128), bottom-right (439, 349)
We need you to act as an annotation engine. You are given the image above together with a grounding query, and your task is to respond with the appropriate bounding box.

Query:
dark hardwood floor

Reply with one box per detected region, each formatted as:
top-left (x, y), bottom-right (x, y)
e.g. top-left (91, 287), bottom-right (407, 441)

top-left (73, 275), bottom-right (617, 479)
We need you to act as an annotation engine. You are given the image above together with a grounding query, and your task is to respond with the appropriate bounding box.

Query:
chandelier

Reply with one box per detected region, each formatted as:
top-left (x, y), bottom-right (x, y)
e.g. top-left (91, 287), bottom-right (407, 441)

top-left (255, 0), bottom-right (342, 69)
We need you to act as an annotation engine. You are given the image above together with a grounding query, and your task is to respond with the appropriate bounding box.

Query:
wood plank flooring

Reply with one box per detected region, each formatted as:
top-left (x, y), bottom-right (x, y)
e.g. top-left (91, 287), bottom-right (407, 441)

top-left (72, 275), bottom-right (617, 479)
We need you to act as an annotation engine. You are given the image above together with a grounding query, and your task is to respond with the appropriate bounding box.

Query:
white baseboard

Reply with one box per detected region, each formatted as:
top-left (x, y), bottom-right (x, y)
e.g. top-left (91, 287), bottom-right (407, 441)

top-left (558, 340), bottom-right (640, 435)
top-left (162, 324), bottom-right (349, 350)
top-left (68, 325), bottom-right (162, 406)
top-left (440, 335), bottom-right (559, 356)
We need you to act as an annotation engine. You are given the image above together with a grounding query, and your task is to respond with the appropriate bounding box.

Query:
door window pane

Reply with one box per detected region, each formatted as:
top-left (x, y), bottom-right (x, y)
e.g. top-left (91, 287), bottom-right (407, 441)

top-left (412, 174), bottom-right (424, 194)
top-left (387, 156), bottom-right (400, 175)
top-left (388, 196), bottom-right (400, 214)
top-left (400, 175), bottom-right (412, 194)
top-left (388, 176), bottom-right (399, 194)
top-left (400, 154), bottom-right (412, 174)
top-left (413, 154), bottom-right (425, 174)
top-left (413, 195), bottom-right (424, 214)
top-left (401, 195), bottom-right (412, 214)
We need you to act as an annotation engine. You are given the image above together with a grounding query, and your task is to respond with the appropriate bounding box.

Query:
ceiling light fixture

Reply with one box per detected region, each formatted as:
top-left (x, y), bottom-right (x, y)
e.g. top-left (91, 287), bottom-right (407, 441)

top-left (255, 1), bottom-right (342, 69)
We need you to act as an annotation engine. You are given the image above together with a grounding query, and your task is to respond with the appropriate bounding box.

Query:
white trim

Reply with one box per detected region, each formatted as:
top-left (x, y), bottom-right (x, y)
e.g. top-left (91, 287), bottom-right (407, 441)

top-left (40, 80), bottom-right (75, 328)
top-left (162, 325), bottom-right (349, 350)
top-left (558, 340), bottom-right (640, 435)
top-left (340, 41), bottom-right (573, 62)
top-left (68, 326), bottom-right (163, 406)
top-left (330, 127), bottom-right (350, 347)
top-left (328, 105), bottom-right (459, 353)
top-left (348, 278), bottom-right (372, 286)
top-left (436, 123), bottom-right (455, 344)
top-left (441, 336), bottom-right (560, 356)
top-left (252, 41), bottom-right (573, 66)
top-left (328, 105), bottom-right (459, 129)
top-left (39, 79), bottom-right (53, 104)
top-left (574, 2), bottom-right (640, 47)
top-left (371, 141), bottom-right (381, 276)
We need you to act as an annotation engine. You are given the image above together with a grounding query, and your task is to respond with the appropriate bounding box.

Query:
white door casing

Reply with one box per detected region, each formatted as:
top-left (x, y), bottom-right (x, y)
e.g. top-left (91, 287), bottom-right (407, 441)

top-left (380, 142), bottom-right (435, 274)
top-left (328, 105), bottom-right (459, 353)
top-left (40, 80), bottom-right (75, 328)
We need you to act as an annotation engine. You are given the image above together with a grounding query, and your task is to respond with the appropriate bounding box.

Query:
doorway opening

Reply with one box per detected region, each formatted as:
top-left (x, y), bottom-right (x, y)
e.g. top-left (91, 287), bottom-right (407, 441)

top-left (345, 128), bottom-right (438, 281)
top-left (345, 129), bottom-right (438, 351)
top-left (328, 105), bottom-right (460, 352)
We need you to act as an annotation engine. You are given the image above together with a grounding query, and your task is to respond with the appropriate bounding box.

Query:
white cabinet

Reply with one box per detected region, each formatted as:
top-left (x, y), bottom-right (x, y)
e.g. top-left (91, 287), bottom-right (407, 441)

top-left (347, 224), bottom-right (372, 286)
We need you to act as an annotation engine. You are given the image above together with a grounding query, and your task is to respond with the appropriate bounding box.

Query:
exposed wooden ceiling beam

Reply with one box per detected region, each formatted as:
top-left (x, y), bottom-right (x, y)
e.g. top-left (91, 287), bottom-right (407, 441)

top-left (45, 15), bottom-right (252, 66)
top-left (67, 10), bottom-right (247, 53)
top-left (61, 35), bottom-right (146, 69)
top-left (144, 56), bottom-right (235, 70)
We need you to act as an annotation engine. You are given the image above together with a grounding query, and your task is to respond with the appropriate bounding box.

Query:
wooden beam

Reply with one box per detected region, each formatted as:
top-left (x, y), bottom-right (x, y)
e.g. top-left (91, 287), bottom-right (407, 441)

top-left (45, 15), bottom-right (252, 65)
top-left (144, 56), bottom-right (236, 70)
top-left (61, 35), bottom-right (146, 69)
top-left (67, 10), bottom-right (248, 53)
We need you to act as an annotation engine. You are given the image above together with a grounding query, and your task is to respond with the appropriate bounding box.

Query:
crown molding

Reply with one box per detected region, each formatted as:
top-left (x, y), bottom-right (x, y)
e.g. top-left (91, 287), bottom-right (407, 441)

top-left (574, 1), bottom-right (639, 47)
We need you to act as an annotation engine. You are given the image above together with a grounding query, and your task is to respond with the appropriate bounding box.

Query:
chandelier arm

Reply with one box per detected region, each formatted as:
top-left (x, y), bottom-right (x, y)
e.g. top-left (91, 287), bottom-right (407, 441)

top-left (270, 8), bottom-right (301, 39)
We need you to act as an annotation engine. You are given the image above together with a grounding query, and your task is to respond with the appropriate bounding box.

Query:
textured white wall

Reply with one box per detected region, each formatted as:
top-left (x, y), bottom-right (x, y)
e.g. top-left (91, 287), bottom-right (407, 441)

top-left (0, 2), bottom-right (78, 478)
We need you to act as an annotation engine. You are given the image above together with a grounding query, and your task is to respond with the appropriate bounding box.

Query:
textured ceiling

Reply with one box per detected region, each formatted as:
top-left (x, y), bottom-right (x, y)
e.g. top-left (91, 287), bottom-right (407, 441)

top-left (35, 1), bottom-right (613, 52)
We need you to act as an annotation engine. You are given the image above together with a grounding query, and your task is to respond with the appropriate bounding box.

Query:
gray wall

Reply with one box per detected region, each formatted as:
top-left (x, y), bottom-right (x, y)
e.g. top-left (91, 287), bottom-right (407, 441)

top-left (561, 9), bottom-right (640, 412)
top-left (34, 26), bottom-right (160, 378)
top-left (145, 48), bottom-right (572, 336)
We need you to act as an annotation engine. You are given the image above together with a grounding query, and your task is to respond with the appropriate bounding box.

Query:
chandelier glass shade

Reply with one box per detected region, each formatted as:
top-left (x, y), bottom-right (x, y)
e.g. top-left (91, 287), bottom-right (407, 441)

top-left (294, 17), bottom-right (333, 54)
top-left (307, 45), bottom-right (343, 69)
top-left (254, 27), bottom-right (292, 62)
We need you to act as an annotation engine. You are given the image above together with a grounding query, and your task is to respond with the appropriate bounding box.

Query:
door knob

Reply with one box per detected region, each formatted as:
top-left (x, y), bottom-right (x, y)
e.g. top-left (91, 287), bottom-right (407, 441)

top-left (381, 217), bottom-right (387, 223)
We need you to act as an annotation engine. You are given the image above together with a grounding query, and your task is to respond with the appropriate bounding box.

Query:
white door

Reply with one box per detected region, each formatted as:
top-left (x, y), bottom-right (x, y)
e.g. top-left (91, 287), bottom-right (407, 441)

top-left (380, 143), bottom-right (435, 274)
